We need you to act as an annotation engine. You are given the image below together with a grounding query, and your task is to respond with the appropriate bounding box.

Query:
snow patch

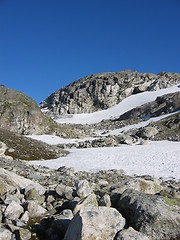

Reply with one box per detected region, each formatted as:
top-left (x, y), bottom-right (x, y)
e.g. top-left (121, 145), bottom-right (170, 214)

top-left (30, 141), bottom-right (180, 181)
top-left (55, 85), bottom-right (180, 124)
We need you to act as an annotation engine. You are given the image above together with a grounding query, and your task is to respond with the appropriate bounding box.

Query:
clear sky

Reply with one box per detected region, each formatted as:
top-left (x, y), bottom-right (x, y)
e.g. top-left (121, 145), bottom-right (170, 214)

top-left (0, 0), bottom-right (180, 104)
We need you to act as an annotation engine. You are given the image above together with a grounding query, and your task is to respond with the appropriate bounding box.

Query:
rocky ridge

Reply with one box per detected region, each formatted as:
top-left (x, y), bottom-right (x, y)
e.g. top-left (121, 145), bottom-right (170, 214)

top-left (40, 71), bottom-right (180, 116)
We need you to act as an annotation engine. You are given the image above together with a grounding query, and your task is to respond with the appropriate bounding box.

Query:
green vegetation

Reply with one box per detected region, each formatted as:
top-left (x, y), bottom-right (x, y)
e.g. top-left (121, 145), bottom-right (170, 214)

top-left (164, 196), bottom-right (180, 207)
top-left (0, 128), bottom-right (68, 160)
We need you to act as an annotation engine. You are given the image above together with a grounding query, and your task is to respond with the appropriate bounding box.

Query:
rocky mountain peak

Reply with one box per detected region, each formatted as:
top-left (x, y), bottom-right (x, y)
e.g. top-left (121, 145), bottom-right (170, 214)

top-left (40, 70), bottom-right (180, 117)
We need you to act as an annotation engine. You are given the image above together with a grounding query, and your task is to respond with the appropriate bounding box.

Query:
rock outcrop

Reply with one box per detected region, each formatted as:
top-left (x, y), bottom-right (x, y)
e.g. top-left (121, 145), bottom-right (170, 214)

top-left (117, 189), bottom-right (180, 239)
top-left (40, 71), bottom-right (180, 116)
top-left (0, 85), bottom-right (56, 135)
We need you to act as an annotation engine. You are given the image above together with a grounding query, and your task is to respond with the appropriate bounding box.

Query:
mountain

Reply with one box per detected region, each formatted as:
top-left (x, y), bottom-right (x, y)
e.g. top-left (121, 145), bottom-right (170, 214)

top-left (40, 71), bottom-right (180, 116)
top-left (1, 73), bottom-right (180, 239)
top-left (0, 85), bottom-right (84, 138)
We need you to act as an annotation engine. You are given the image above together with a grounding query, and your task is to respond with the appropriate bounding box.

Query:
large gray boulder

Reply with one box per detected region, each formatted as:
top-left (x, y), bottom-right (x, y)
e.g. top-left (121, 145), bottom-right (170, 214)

top-left (117, 189), bottom-right (180, 239)
top-left (0, 168), bottom-right (46, 195)
top-left (4, 200), bottom-right (24, 221)
top-left (26, 200), bottom-right (47, 218)
top-left (75, 179), bottom-right (92, 199)
top-left (55, 183), bottom-right (74, 200)
top-left (0, 228), bottom-right (12, 240)
top-left (64, 206), bottom-right (125, 240)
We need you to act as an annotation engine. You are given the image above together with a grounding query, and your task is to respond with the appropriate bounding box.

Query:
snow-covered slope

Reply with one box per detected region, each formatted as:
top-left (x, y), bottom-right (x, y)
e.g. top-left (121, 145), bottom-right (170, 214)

top-left (55, 85), bottom-right (180, 124)
top-left (28, 84), bottom-right (180, 181)
top-left (30, 141), bottom-right (180, 181)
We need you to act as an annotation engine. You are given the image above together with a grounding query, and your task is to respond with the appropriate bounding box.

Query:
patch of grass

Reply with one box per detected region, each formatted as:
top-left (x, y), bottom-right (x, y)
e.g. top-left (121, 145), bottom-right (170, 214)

top-left (0, 128), bottom-right (68, 161)
top-left (164, 196), bottom-right (180, 207)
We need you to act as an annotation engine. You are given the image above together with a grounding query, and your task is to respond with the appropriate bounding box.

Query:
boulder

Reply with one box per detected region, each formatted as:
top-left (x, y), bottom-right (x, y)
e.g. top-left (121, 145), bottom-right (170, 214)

top-left (0, 228), bottom-right (12, 240)
top-left (110, 177), bottom-right (162, 207)
top-left (26, 200), bottom-right (47, 218)
top-left (64, 206), bottom-right (125, 240)
top-left (117, 189), bottom-right (180, 239)
top-left (20, 211), bottom-right (30, 225)
top-left (55, 183), bottom-right (74, 200)
top-left (137, 127), bottom-right (158, 139)
top-left (0, 176), bottom-right (16, 196)
top-left (75, 179), bottom-right (92, 199)
top-left (4, 200), bottom-right (24, 221)
top-left (25, 186), bottom-right (45, 203)
top-left (16, 228), bottom-right (32, 240)
top-left (99, 193), bottom-right (111, 207)
top-left (73, 194), bottom-right (98, 215)
top-left (0, 168), bottom-right (46, 195)
top-left (115, 227), bottom-right (150, 240)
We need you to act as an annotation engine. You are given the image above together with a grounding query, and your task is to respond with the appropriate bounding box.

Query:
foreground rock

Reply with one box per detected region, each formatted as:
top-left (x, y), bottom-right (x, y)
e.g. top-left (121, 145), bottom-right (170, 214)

top-left (0, 157), bottom-right (179, 240)
top-left (64, 206), bottom-right (125, 240)
top-left (117, 189), bottom-right (180, 239)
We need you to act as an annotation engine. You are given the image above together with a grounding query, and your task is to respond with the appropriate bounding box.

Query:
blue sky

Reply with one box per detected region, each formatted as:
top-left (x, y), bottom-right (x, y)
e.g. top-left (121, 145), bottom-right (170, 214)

top-left (0, 0), bottom-right (180, 103)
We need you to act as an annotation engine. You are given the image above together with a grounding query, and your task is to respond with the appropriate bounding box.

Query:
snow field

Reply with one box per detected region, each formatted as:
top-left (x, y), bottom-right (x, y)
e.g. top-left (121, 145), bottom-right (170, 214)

top-left (30, 141), bottom-right (180, 181)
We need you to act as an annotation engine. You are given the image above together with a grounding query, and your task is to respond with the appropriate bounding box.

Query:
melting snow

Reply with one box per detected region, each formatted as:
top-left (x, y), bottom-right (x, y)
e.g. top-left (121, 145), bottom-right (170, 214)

top-left (30, 141), bottom-right (180, 181)
top-left (55, 85), bottom-right (180, 124)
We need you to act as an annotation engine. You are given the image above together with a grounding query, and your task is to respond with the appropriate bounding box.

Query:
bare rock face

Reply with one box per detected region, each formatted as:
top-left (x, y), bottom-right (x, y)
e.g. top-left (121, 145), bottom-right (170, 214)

top-left (40, 71), bottom-right (180, 116)
top-left (64, 206), bottom-right (126, 240)
top-left (117, 189), bottom-right (180, 240)
top-left (0, 85), bottom-right (56, 134)
top-left (117, 91), bottom-right (180, 122)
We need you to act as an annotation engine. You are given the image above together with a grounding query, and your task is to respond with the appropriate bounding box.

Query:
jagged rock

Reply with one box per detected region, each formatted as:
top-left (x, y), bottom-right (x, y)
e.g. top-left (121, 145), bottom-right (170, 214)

top-left (115, 227), bottom-right (150, 240)
top-left (24, 186), bottom-right (45, 204)
top-left (0, 176), bottom-right (16, 196)
top-left (20, 211), bottom-right (30, 224)
top-left (55, 183), bottom-right (74, 200)
top-left (117, 189), bottom-right (180, 239)
top-left (40, 71), bottom-right (180, 116)
top-left (64, 206), bottom-right (125, 240)
top-left (3, 190), bottom-right (24, 205)
top-left (16, 228), bottom-right (31, 240)
top-left (26, 200), bottom-right (47, 218)
top-left (99, 193), bottom-right (111, 207)
top-left (4, 200), bottom-right (24, 221)
top-left (111, 177), bottom-right (162, 198)
top-left (0, 228), bottom-right (13, 240)
top-left (73, 194), bottom-right (98, 215)
top-left (0, 168), bottom-right (46, 195)
top-left (136, 127), bottom-right (158, 139)
top-left (75, 179), bottom-right (92, 199)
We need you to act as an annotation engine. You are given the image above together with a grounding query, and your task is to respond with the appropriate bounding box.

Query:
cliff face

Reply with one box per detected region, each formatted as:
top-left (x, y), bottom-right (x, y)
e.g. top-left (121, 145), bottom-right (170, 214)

top-left (40, 71), bottom-right (180, 116)
top-left (0, 85), bottom-right (55, 135)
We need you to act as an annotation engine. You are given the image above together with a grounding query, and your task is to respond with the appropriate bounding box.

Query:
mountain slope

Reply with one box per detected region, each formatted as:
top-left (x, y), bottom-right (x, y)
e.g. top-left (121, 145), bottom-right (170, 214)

top-left (0, 85), bottom-right (56, 134)
top-left (40, 71), bottom-right (180, 116)
top-left (0, 85), bottom-right (85, 138)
